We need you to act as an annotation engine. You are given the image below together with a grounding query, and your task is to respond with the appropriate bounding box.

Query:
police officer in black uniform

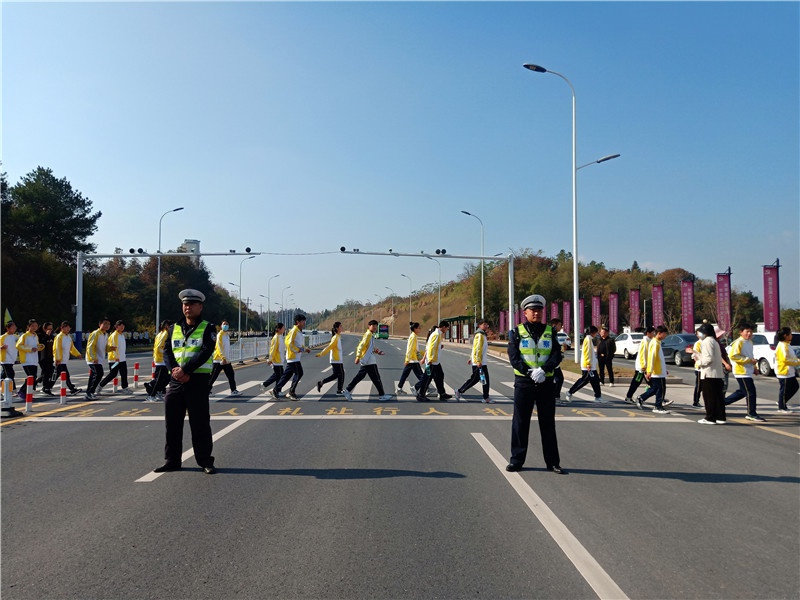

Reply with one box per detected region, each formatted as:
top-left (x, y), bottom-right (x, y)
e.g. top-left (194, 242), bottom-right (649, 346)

top-left (506, 294), bottom-right (566, 474)
top-left (154, 289), bottom-right (217, 475)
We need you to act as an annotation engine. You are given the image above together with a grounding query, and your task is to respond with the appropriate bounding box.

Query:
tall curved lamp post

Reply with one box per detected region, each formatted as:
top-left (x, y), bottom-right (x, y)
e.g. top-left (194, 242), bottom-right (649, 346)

top-left (401, 274), bottom-right (413, 324)
top-left (427, 256), bottom-right (442, 324)
top-left (385, 286), bottom-right (395, 335)
top-left (155, 206), bottom-right (184, 331)
top-left (460, 210), bottom-right (484, 319)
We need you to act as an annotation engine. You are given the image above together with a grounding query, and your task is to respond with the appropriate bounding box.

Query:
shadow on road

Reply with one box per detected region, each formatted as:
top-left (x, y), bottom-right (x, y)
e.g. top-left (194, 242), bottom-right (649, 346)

top-left (200, 467), bottom-right (466, 479)
top-left (564, 468), bottom-right (799, 484)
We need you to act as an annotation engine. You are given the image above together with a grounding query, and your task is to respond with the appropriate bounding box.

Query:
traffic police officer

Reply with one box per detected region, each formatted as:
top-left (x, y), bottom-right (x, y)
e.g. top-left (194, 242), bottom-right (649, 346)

top-left (154, 289), bottom-right (217, 475)
top-left (506, 294), bottom-right (566, 474)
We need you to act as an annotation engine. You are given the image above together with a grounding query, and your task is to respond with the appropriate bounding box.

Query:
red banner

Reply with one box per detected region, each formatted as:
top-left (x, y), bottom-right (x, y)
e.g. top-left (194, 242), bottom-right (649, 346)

top-left (716, 272), bottom-right (732, 335)
top-left (550, 301), bottom-right (559, 322)
top-left (652, 284), bottom-right (664, 327)
top-left (609, 292), bottom-right (619, 334)
top-left (579, 298), bottom-right (585, 333)
top-left (592, 295), bottom-right (601, 328)
top-left (763, 265), bottom-right (780, 331)
top-left (629, 289), bottom-right (641, 329)
top-left (681, 279), bottom-right (695, 334)
top-left (563, 301), bottom-right (571, 334)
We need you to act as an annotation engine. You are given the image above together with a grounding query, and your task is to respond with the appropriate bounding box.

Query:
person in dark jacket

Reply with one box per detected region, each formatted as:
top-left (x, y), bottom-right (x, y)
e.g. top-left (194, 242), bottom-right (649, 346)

top-left (38, 322), bottom-right (56, 395)
top-left (597, 325), bottom-right (616, 386)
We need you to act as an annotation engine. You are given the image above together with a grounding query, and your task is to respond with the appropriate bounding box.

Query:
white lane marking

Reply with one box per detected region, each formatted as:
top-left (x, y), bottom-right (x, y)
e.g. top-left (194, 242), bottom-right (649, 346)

top-left (28, 415), bottom-right (690, 423)
top-left (471, 432), bottom-right (629, 600)
top-left (321, 366), bottom-right (332, 373)
top-left (135, 401), bottom-right (276, 482)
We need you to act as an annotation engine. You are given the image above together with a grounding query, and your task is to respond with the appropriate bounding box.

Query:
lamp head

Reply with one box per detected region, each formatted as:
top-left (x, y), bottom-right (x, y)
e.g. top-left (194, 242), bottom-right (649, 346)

top-left (523, 63), bottom-right (547, 73)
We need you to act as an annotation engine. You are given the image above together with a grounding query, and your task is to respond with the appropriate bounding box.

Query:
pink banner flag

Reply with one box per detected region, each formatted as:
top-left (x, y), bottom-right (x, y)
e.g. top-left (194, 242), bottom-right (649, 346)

top-left (609, 292), bottom-right (619, 334)
top-left (579, 298), bottom-right (585, 333)
top-left (681, 279), bottom-right (695, 334)
top-left (563, 301), bottom-right (571, 334)
top-left (763, 265), bottom-right (780, 331)
top-left (652, 284), bottom-right (664, 327)
top-left (716, 272), bottom-right (732, 335)
top-left (592, 295), bottom-right (601, 328)
top-left (550, 301), bottom-right (559, 322)
top-left (629, 289), bottom-right (641, 329)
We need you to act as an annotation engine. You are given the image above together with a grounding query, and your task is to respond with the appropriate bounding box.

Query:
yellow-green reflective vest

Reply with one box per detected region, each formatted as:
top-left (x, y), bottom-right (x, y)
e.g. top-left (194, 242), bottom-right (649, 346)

top-left (513, 323), bottom-right (555, 377)
top-left (171, 321), bottom-right (213, 374)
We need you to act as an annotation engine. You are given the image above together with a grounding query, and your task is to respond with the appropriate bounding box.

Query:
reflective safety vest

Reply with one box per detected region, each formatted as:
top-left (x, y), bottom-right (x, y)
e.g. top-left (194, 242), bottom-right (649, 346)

top-left (171, 321), bottom-right (213, 374)
top-left (513, 323), bottom-right (555, 377)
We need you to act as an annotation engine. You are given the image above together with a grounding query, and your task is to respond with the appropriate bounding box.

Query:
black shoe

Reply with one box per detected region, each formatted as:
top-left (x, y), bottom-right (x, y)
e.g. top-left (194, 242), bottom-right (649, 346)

top-left (202, 466), bottom-right (217, 475)
top-left (505, 463), bottom-right (522, 472)
top-left (42, 389), bottom-right (54, 396)
top-left (439, 393), bottom-right (452, 401)
top-left (316, 381), bottom-right (322, 393)
top-left (416, 396), bottom-right (429, 402)
top-left (154, 463), bottom-right (182, 473)
top-left (548, 465), bottom-right (568, 475)
top-left (70, 388), bottom-right (82, 395)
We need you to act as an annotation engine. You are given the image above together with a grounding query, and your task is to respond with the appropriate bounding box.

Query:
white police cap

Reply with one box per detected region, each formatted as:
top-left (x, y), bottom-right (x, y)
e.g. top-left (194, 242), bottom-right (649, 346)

top-left (521, 294), bottom-right (546, 310)
top-left (179, 289), bottom-right (206, 303)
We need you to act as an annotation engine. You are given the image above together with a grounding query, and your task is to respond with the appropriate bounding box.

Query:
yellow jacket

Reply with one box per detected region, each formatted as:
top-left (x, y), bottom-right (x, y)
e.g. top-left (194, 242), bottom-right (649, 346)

top-left (404, 332), bottom-right (423, 363)
top-left (692, 340), bottom-right (702, 370)
top-left (285, 326), bottom-right (305, 362)
top-left (425, 329), bottom-right (443, 365)
top-left (213, 330), bottom-right (230, 362)
top-left (0, 333), bottom-right (18, 363)
top-left (646, 338), bottom-right (666, 376)
top-left (153, 330), bottom-right (169, 365)
top-left (580, 335), bottom-right (596, 370)
top-left (355, 330), bottom-right (374, 362)
top-left (107, 330), bottom-right (125, 362)
top-left (776, 341), bottom-right (800, 377)
top-left (729, 337), bottom-right (755, 377)
top-left (316, 333), bottom-right (343, 363)
top-left (471, 329), bottom-right (488, 365)
top-left (16, 331), bottom-right (40, 365)
top-left (636, 336), bottom-right (650, 371)
top-left (54, 332), bottom-right (81, 362)
top-left (268, 334), bottom-right (284, 364)
top-left (85, 329), bottom-right (106, 364)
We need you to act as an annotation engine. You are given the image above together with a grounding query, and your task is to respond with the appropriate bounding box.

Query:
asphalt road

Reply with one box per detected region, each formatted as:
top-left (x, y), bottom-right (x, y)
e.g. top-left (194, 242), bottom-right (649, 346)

top-left (2, 334), bottom-right (799, 599)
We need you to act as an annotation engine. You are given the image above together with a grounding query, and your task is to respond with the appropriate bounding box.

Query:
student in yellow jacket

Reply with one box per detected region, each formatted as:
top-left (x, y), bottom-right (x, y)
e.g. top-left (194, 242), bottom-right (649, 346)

top-left (53, 321), bottom-right (82, 394)
top-left (636, 325), bottom-right (670, 413)
top-left (84, 317), bottom-right (111, 400)
top-left (145, 319), bottom-right (173, 401)
top-left (209, 321), bottom-right (241, 397)
top-left (260, 322), bottom-right (286, 394)
top-left (415, 321), bottom-right (452, 402)
top-left (566, 326), bottom-right (605, 403)
top-left (1, 320), bottom-right (19, 387)
top-left (99, 320), bottom-right (129, 393)
top-left (624, 326), bottom-right (654, 405)
top-left (315, 322), bottom-right (345, 395)
top-left (396, 322), bottom-right (425, 394)
top-left (16, 319), bottom-right (44, 400)
top-left (723, 323), bottom-right (764, 421)
top-left (455, 319), bottom-right (493, 403)
top-left (343, 320), bottom-right (392, 401)
top-left (272, 314), bottom-right (311, 400)
top-left (775, 327), bottom-right (800, 413)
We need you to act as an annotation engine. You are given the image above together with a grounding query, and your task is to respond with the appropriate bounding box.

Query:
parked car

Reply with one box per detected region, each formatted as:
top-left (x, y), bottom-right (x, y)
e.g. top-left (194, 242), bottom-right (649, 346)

top-left (614, 332), bottom-right (644, 359)
top-left (660, 333), bottom-right (698, 367)
top-left (725, 331), bottom-right (800, 376)
top-left (557, 332), bottom-right (572, 348)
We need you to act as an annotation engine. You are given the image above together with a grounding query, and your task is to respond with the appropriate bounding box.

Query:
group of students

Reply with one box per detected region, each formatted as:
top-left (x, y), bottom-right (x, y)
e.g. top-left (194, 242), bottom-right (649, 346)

top-left (256, 315), bottom-right (494, 402)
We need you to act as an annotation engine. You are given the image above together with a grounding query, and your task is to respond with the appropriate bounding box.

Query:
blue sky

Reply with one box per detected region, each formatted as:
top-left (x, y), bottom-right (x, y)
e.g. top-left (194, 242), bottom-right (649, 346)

top-left (3, 1), bottom-right (799, 315)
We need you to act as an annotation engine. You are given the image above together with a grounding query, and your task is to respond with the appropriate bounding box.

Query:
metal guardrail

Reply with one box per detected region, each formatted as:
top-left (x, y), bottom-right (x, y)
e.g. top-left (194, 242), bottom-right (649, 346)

top-left (230, 332), bottom-right (332, 362)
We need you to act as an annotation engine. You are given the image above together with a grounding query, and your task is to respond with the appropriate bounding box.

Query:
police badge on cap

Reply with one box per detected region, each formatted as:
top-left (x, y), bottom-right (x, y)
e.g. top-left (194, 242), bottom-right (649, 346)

top-left (521, 294), bottom-right (546, 310)
top-left (179, 289), bottom-right (206, 303)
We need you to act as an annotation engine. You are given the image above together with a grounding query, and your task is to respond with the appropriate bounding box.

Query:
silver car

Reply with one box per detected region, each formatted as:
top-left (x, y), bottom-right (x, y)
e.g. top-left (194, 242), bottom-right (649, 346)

top-left (614, 332), bottom-right (644, 360)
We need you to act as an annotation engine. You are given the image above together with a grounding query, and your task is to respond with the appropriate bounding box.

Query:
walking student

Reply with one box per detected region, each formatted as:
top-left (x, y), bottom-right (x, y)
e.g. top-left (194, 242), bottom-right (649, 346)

top-left (1, 321), bottom-right (19, 393)
top-left (271, 314), bottom-right (311, 401)
top-left (38, 322), bottom-right (56, 395)
top-left (636, 325), bottom-right (670, 414)
top-left (145, 320), bottom-right (173, 402)
top-left (343, 320), bottom-right (392, 402)
top-left (565, 325), bottom-right (606, 404)
top-left (315, 322), bottom-right (345, 396)
top-left (85, 317), bottom-right (111, 400)
top-left (775, 327), bottom-right (800, 413)
top-left (396, 322), bottom-right (425, 394)
top-left (260, 323), bottom-right (286, 395)
top-left (596, 325), bottom-right (616, 386)
top-left (624, 327), bottom-right (653, 404)
top-left (724, 323), bottom-right (765, 421)
top-left (209, 320), bottom-right (241, 398)
top-left (53, 321), bottom-right (82, 395)
top-left (695, 323), bottom-right (726, 425)
top-left (99, 320), bottom-right (129, 393)
top-left (690, 329), bottom-right (703, 408)
top-left (415, 321), bottom-right (452, 402)
top-left (455, 319), bottom-right (492, 403)
top-left (16, 319), bottom-right (44, 401)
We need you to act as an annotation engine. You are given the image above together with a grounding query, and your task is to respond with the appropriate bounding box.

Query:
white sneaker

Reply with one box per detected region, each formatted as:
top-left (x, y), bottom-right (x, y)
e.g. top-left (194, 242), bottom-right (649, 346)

top-left (454, 390), bottom-right (463, 402)
top-left (776, 409), bottom-right (791, 414)
top-left (663, 398), bottom-right (674, 407)
top-left (483, 396), bottom-right (496, 404)
top-left (564, 392), bottom-right (572, 403)
top-left (652, 408), bottom-right (670, 414)
top-left (396, 386), bottom-right (405, 394)
top-left (343, 389), bottom-right (353, 401)
top-left (609, 382), bottom-right (615, 388)
top-left (259, 384), bottom-right (268, 394)
top-left (229, 390), bottom-right (242, 397)
top-left (378, 394), bottom-right (393, 402)
top-left (697, 418), bottom-right (716, 425)
top-left (97, 386), bottom-right (106, 396)
top-left (593, 397), bottom-right (610, 404)
top-left (144, 395), bottom-right (157, 403)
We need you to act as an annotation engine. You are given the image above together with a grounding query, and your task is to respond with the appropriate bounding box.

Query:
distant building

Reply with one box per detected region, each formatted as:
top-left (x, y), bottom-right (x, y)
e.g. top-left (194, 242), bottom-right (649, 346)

top-left (180, 239), bottom-right (201, 266)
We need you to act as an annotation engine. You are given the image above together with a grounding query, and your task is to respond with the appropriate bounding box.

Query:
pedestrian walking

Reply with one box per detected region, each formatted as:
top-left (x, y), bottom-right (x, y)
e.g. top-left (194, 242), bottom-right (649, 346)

top-left (550, 318), bottom-right (566, 403)
top-left (695, 323), bottom-right (727, 424)
top-left (1, 320), bottom-right (19, 392)
top-left (53, 321), bottom-right (82, 394)
top-left (624, 327), bottom-right (653, 405)
top-left (260, 323), bottom-right (286, 395)
top-left (315, 322), bottom-right (345, 395)
top-left (99, 320), bottom-right (129, 393)
top-left (690, 329), bottom-right (703, 408)
top-left (38, 322), bottom-right (56, 395)
top-left (396, 322), bottom-right (425, 394)
top-left (415, 321), bottom-right (452, 402)
top-left (145, 320), bottom-right (172, 402)
top-left (565, 325), bottom-right (606, 404)
top-left (209, 320), bottom-right (240, 398)
top-left (455, 319), bottom-right (492, 403)
top-left (597, 325), bottom-right (616, 386)
top-left (636, 325), bottom-right (670, 413)
top-left (271, 314), bottom-right (311, 401)
top-left (153, 289), bottom-right (217, 475)
top-left (16, 319), bottom-right (44, 400)
top-left (723, 323), bottom-right (765, 421)
top-left (506, 294), bottom-right (566, 474)
top-left (775, 327), bottom-right (800, 413)
top-left (343, 320), bottom-right (392, 401)
top-left (84, 317), bottom-right (111, 400)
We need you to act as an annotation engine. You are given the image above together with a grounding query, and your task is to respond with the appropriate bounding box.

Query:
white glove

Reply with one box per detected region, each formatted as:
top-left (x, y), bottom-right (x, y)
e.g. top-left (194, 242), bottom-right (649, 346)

top-left (529, 367), bottom-right (546, 384)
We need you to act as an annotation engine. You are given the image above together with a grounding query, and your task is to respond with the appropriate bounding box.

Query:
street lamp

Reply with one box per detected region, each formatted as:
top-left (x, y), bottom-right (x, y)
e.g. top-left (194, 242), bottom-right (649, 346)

top-left (155, 206), bottom-right (184, 331)
top-left (236, 255), bottom-right (255, 363)
top-left (460, 210), bottom-right (485, 319)
top-left (401, 273), bottom-right (413, 323)
top-left (385, 286), bottom-right (395, 335)
top-left (281, 286), bottom-right (292, 326)
top-left (265, 274), bottom-right (280, 334)
top-left (427, 256), bottom-right (441, 324)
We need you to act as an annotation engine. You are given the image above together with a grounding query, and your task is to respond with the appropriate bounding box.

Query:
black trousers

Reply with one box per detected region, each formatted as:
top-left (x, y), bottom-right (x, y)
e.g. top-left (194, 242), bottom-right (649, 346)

top-left (18, 365), bottom-right (38, 398)
top-left (39, 360), bottom-right (55, 391)
top-left (320, 363), bottom-right (345, 392)
top-left (626, 371), bottom-right (645, 399)
top-left (209, 362), bottom-right (237, 392)
top-left (145, 365), bottom-right (171, 395)
top-left (100, 361), bottom-right (128, 389)
top-left (568, 369), bottom-right (601, 398)
top-left (163, 373), bottom-right (214, 468)
top-left (692, 371), bottom-right (702, 405)
top-left (510, 377), bottom-right (560, 468)
top-left (276, 362), bottom-right (303, 394)
top-left (701, 377), bottom-right (726, 423)
top-left (87, 363), bottom-right (104, 394)
top-left (416, 363), bottom-right (446, 397)
top-left (778, 377), bottom-right (799, 410)
top-left (346, 363), bottom-right (385, 396)
top-left (1, 364), bottom-right (15, 389)
top-left (55, 363), bottom-right (78, 392)
top-left (598, 357), bottom-right (614, 384)
top-left (262, 365), bottom-right (284, 387)
top-left (458, 365), bottom-right (489, 399)
top-left (552, 366), bottom-right (564, 399)
top-left (398, 363), bottom-right (423, 389)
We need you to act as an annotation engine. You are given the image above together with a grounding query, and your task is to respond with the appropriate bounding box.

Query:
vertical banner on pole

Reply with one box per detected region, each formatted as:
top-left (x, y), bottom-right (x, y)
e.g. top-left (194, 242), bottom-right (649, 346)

top-left (579, 298), bottom-right (585, 333)
top-left (550, 302), bottom-right (559, 322)
top-left (609, 292), bottom-right (619, 334)
top-left (716, 270), bottom-right (732, 335)
top-left (652, 284), bottom-right (664, 327)
top-left (629, 288), bottom-right (641, 330)
top-left (563, 301), bottom-right (571, 334)
top-left (763, 262), bottom-right (781, 331)
top-left (591, 295), bottom-right (601, 328)
top-left (681, 278), bottom-right (695, 334)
